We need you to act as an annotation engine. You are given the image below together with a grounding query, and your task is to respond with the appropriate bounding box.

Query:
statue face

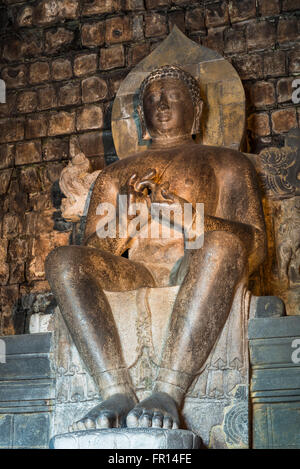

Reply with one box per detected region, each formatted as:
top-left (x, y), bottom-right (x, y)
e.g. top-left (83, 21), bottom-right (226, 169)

top-left (142, 78), bottom-right (195, 140)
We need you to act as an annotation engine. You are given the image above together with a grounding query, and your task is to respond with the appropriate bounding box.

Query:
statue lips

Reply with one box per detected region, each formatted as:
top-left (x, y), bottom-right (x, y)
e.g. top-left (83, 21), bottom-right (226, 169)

top-left (156, 111), bottom-right (171, 122)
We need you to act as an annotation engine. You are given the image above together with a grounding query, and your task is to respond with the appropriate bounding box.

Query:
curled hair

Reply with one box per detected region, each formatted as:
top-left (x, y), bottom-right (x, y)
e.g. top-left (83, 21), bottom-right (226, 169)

top-left (139, 65), bottom-right (201, 107)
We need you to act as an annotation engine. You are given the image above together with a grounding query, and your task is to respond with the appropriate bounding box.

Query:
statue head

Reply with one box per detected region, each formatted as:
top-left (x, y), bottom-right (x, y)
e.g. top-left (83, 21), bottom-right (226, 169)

top-left (137, 65), bottom-right (203, 144)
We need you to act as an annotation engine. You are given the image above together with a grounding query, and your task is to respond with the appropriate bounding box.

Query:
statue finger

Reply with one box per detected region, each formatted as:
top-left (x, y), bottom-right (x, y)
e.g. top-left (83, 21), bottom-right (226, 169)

top-left (152, 412), bottom-right (163, 428)
top-left (162, 416), bottom-right (173, 429)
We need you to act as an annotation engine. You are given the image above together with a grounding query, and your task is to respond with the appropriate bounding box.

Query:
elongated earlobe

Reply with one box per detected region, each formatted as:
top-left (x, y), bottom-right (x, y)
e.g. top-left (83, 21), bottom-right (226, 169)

top-left (137, 104), bottom-right (151, 140)
top-left (191, 100), bottom-right (203, 135)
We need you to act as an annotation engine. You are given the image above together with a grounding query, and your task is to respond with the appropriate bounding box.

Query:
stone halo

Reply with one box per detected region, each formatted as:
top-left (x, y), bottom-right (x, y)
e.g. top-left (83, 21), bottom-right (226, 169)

top-left (111, 26), bottom-right (245, 159)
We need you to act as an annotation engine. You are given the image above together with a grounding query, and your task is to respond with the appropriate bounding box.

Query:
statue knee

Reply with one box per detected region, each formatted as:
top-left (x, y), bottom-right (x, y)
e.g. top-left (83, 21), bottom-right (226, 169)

top-left (45, 245), bottom-right (83, 284)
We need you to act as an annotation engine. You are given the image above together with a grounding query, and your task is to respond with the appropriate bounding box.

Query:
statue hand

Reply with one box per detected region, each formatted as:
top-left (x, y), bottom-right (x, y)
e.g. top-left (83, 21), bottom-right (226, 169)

top-left (127, 170), bottom-right (156, 215)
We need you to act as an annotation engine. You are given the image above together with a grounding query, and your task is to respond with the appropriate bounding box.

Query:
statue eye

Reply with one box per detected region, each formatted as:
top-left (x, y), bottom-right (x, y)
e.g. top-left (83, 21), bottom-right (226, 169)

top-left (168, 91), bottom-right (182, 100)
top-left (146, 93), bottom-right (160, 103)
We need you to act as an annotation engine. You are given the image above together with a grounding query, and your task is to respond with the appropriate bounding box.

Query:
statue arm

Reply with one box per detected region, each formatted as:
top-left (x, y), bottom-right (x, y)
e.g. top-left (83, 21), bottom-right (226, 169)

top-left (83, 171), bottom-right (130, 256)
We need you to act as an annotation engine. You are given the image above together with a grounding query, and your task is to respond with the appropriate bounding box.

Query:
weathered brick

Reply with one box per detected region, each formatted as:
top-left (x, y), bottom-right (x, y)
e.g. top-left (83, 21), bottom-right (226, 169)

top-left (1, 65), bottom-right (27, 89)
top-left (29, 191), bottom-right (53, 211)
top-left (45, 27), bottom-right (74, 54)
top-left (145, 13), bottom-right (167, 38)
top-left (128, 42), bottom-right (151, 66)
top-left (49, 110), bottom-right (75, 135)
top-left (8, 238), bottom-right (28, 263)
top-left (2, 213), bottom-right (24, 240)
top-left (168, 10), bottom-right (185, 33)
top-left (77, 130), bottom-right (108, 157)
top-left (25, 210), bottom-right (55, 236)
top-left (29, 62), bottom-right (50, 85)
top-left (0, 118), bottom-right (24, 143)
top-left (58, 82), bottom-right (81, 106)
top-left (81, 21), bottom-right (105, 47)
top-left (9, 262), bottom-right (25, 284)
top-left (82, 76), bottom-right (108, 103)
top-left (0, 91), bottom-right (17, 118)
top-left (43, 137), bottom-right (69, 161)
top-left (271, 108), bottom-right (297, 133)
top-left (25, 114), bottom-right (48, 139)
top-left (3, 34), bottom-right (43, 61)
top-left (0, 239), bottom-right (9, 286)
top-left (205, 2), bottom-right (229, 28)
top-left (38, 85), bottom-right (57, 110)
top-left (249, 81), bottom-right (275, 107)
top-left (247, 112), bottom-right (270, 136)
top-left (289, 48), bottom-right (300, 73)
top-left (58, 0), bottom-right (79, 19)
top-left (277, 77), bottom-right (295, 103)
top-left (0, 284), bottom-right (19, 336)
top-left (264, 51), bottom-right (286, 77)
top-left (258, 0), bottom-right (280, 16)
top-left (82, 0), bottom-right (121, 16)
top-left (16, 5), bottom-right (33, 27)
top-left (185, 7), bottom-right (205, 32)
top-left (224, 28), bottom-right (246, 54)
top-left (51, 58), bottom-right (72, 81)
top-left (145, 0), bottom-right (170, 8)
top-left (229, 0), bottom-right (256, 23)
top-left (100, 45), bottom-right (125, 70)
top-left (15, 140), bottom-right (42, 166)
top-left (105, 16), bottom-right (132, 44)
top-left (203, 28), bottom-right (225, 55)
top-left (123, 0), bottom-right (144, 10)
top-left (74, 54), bottom-right (97, 77)
top-left (33, 0), bottom-right (59, 25)
top-left (39, 162), bottom-right (66, 190)
top-left (0, 169), bottom-right (12, 195)
top-left (16, 91), bottom-right (38, 113)
top-left (0, 144), bottom-right (14, 170)
top-left (76, 105), bottom-right (103, 131)
top-left (282, 0), bottom-right (300, 11)
top-left (277, 17), bottom-right (299, 44)
top-left (246, 21), bottom-right (276, 51)
top-left (19, 166), bottom-right (42, 193)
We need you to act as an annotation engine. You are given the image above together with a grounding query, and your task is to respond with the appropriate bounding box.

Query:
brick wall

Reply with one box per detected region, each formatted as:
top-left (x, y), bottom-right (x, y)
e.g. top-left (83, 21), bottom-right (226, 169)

top-left (0, 0), bottom-right (299, 335)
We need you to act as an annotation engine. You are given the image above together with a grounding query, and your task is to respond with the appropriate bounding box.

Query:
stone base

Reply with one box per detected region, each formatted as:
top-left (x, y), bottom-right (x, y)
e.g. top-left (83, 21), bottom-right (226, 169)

top-left (50, 428), bottom-right (202, 449)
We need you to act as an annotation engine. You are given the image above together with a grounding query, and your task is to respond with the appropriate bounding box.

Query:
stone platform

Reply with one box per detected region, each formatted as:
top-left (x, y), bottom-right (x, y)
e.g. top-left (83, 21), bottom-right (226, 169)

top-left (50, 428), bottom-right (202, 449)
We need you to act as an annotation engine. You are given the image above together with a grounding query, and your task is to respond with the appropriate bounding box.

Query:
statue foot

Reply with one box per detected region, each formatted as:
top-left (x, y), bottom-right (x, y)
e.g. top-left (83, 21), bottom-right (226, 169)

top-left (126, 392), bottom-right (180, 429)
top-left (69, 393), bottom-right (136, 432)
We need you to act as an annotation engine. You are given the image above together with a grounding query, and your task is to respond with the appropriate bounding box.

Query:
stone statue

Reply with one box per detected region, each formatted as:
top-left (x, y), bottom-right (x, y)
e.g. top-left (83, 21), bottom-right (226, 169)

top-left (45, 65), bottom-right (266, 433)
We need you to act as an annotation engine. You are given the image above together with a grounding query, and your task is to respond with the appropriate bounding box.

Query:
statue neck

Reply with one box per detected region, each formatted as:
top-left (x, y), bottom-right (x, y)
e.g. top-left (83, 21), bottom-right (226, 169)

top-left (149, 134), bottom-right (195, 149)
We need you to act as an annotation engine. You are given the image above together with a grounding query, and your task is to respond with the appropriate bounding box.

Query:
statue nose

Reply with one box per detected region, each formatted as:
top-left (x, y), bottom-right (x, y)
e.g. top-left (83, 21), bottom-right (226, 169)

top-left (157, 94), bottom-right (169, 111)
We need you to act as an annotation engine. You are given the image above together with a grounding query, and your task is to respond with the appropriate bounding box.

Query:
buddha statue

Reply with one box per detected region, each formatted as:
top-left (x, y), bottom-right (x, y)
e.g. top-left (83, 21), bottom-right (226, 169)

top-left (45, 65), bottom-right (266, 432)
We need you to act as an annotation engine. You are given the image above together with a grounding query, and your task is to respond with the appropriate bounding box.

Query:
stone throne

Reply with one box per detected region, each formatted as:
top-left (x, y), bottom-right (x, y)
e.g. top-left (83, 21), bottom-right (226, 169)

top-left (31, 28), bottom-right (282, 449)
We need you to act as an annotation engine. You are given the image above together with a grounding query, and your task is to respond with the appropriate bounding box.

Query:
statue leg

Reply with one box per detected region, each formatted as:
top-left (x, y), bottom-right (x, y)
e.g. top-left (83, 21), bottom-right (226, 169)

top-left (45, 245), bottom-right (156, 430)
top-left (127, 231), bottom-right (247, 429)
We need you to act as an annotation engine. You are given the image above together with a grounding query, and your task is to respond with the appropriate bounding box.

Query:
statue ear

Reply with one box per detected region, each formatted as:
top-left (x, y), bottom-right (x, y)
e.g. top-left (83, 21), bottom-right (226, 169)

top-left (137, 103), bottom-right (151, 140)
top-left (191, 99), bottom-right (203, 135)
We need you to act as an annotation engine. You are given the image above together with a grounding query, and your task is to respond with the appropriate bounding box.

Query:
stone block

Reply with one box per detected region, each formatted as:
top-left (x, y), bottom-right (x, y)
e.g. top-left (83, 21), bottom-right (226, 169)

top-left (2, 213), bottom-right (23, 240)
top-left (45, 27), bottom-right (74, 54)
top-left (271, 108), bottom-right (297, 134)
top-left (249, 81), bottom-right (275, 108)
top-left (282, 0), bottom-right (300, 10)
top-left (203, 27), bottom-right (225, 55)
top-left (8, 238), bottom-right (28, 262)
top-left (25, 114), bottom-right (48, 139)
top-left (82, 76), bottom-right (108, 103)
top-left (81, 22), bottom-right (105, 47)
top-left (100, 45), bottom-right (125, 70)
top-left (74, 54), bottom-right (97, 77)
top-left (168, 10), bottom-right (185, 33)
top-left (277, 77), bottom-right (295, 104)
top-left (13, 414), bottom-right (50, 449)
top-left (33, 0), bottom-right (59, 26)
top-left (58, 82), bottom-right (81, 107)
top-left (205, 1), bottom-right (229, 28)
top-left (19, 166), bottom-right (42, 193)
top-left (277, 17), bottom-right (299, 44)
top-left (185, 7), bottom-right (205, 32)
top-left (82, 0), bottom-right (121, 16)
top-left (132, 14), bottom-right (144, 40)
top-left (0, 118), bottom-right (24, 143)
top-left (0, 415), bottom-right (13, 448)
top-left (228, 0), bottom-right (256, 23)
top-left (247, 113), bottom-right (270, 137)
top-left (123, 0), bottom-right (144, 10)
top-left (15, 140), bottom-right (42, 166)
top-left (51, 59), bottom-right (73, 81)
top-left (0, 238), bottom-right (9, 285)
top-left (0, 144), bottom-right (15, 170)
top-left (224, 28), bottom-right (246, 54)
top-left (264, 51), bottom-right (286, 77)
top-left (258, 0), bottom-right (280, 16)
top-left (43, 137), bottom-right (69, 161)
top-left (105, 16), bottom-right (132, 44)
top-left (246, 20), bottom-right (276, 51)
top-left (16, 5), bottom-right (33, 27)
top-left (17, 91), bottom-right (38, 114)
top-left (51, 428), bottom-right (202, 449)
top-left (58, 0), bottom-right (79, 19)
top-left (1, 65), bottom-right (27, 89)
top-left (145, 0), bottom-right (170, 8)
top-left (29, 62), bottom-right (50, 85)
top-left (128, 43), bottom-right (151, 66)
top-left (38, 85), bottom-right (58, 110)
top-left (232, 54), bottom-right (263, 80)
top-left (76, 105), bottom-right (103, 131)
top-left (49, 111), bottom-right (75, 136)
top-left (289, 48), bottom-right (300, 73)
top-left (77, 130), bottom-right (113, 157)
top-left (145, 13), bottom-right (167, 38)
